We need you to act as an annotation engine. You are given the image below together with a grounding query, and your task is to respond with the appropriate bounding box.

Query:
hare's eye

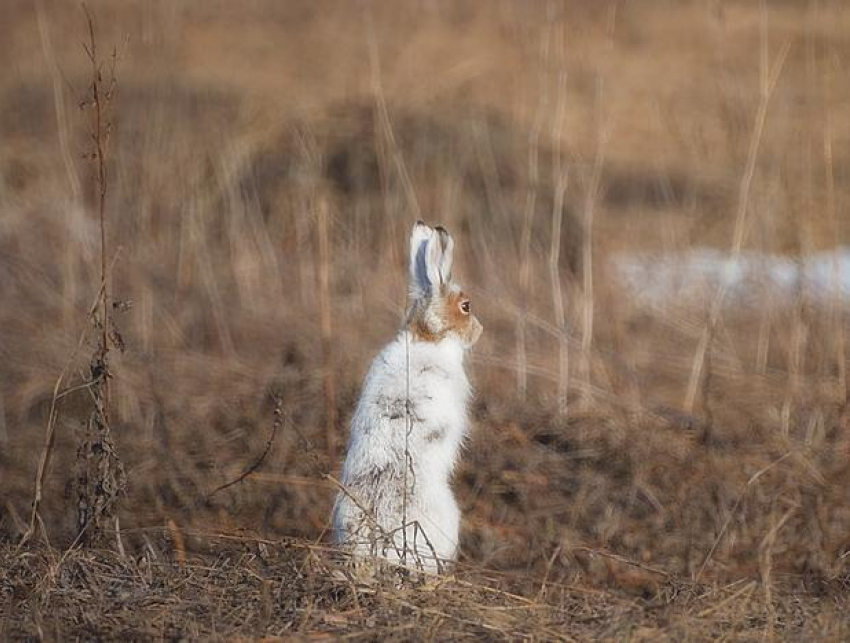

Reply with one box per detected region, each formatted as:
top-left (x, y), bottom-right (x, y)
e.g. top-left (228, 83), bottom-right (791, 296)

top-left (460, 300), bottom-right (471, 315)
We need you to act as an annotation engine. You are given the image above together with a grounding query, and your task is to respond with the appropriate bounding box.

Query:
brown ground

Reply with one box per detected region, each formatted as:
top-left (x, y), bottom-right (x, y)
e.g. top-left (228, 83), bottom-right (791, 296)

top-left (2, 537), bottom-right (847, 640)
top-left (1, 1), bottom-right (849, 639)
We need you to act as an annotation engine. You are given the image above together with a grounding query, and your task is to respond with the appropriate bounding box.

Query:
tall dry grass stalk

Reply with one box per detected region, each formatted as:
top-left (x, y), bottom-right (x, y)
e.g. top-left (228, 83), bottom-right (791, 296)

top-left (20, 7), bottom-right (127, 549)
top-left (367, 9), bottom-right (421, 233)
top-left (759, 505), bottom-right (795, 639)
top-left (548, 22), bottom-right (569, 416)
top-left (516, 20), bottom-right (551, 402)
top-left (74, 6), bottom-right (126, 547)
top-left (36, 1), bottom-right (81, 333)
top-left (0, 392), bottom-right (6, 447)
top-left (823, 69), bottom-right (846, 403)
top-left (684, 12), bottom-right (791, 413)
top-left (316, 197), bottom-right (337, 458)
top-left (578, 79), bottom-right (608, 410)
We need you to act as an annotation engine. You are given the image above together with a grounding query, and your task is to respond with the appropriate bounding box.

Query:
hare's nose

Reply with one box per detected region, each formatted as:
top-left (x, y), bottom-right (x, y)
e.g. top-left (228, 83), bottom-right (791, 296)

top-left (469, 318), bottom-right (483, 346)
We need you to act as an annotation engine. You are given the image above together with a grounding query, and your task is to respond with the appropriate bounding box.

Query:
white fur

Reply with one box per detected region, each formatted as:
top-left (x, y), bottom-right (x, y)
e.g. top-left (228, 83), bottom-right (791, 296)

top-left (331, 331), bottom-right (472, 573)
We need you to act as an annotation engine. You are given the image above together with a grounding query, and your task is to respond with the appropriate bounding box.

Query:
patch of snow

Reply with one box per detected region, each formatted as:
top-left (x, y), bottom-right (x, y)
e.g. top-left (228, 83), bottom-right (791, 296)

top-left (613, 247), bottom-right (850, 308)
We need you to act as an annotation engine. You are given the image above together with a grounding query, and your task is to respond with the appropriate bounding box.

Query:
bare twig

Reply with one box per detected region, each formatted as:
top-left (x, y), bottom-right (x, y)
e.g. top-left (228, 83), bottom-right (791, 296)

top-left (208, 394), bottom-right (285, 497)
top-left (73, 4), bottom-right (126, 547)
top-left (571, 546), bottom-right (670, 579)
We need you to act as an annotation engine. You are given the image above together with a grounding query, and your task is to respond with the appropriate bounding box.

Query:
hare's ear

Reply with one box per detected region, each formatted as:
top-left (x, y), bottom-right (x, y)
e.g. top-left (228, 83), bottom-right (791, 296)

top-left (410, 220), bottom-right (441, 297)
top-left (435, 226), bottom-right (454, 284)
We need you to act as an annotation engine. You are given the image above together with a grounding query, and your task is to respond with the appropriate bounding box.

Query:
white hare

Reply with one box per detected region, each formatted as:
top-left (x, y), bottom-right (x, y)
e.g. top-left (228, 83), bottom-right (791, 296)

top-left (332, 221), bottom-right (482, 573)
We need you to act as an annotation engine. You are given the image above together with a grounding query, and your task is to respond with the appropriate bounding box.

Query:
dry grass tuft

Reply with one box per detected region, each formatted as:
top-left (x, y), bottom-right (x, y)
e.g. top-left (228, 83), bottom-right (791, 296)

top-left (1, 535), bottom-right (847, 640)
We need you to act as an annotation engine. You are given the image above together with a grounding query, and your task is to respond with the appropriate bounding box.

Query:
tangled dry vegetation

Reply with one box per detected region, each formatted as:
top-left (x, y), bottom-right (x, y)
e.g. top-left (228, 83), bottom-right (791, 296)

top-left (1, 535), bottom-right (847, 640)
top-left (1, 1), bottom-right (849, 639)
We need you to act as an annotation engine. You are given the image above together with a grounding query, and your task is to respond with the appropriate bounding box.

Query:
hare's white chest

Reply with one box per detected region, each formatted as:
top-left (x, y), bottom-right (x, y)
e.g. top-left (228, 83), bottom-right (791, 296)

top-left (406, 345), bottom-right (470, 468)
top-left (350, 334), bottom-right (470, 471)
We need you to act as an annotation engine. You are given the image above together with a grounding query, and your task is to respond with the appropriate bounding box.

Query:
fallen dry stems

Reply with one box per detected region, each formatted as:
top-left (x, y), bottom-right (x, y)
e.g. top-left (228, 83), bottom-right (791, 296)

top-left (3, 537), bottom-right (845, 641)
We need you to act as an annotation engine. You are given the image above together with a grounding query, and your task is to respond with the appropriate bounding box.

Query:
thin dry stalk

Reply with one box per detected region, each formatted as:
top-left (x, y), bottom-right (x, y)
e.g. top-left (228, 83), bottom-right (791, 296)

top-left (684, 26), bottom-right (791, 413)
top-left (694, 451), bottom-right (792, 583)
top-left (759, 505), bottom-right (795, 640)
top-left (74, 5), bottom-right (126, 546)
top-left (316, 198), bottom-right (338, 458)
top-left (822, 73), bottom-right (846, 402)
top-left (290, 129), bottom-right (320, 308)
top-left (548, 27), bottom-right (570, 416)
top-left (324, 474), bottom-right (403, 562)
top-left (755, 304), bottom-right (771, 375)
top-left (402, 330), bottom-right (411, 565)
top-left (781, 294), bottom-right (807, 437)
top-left (36, 1), bottom-right (81, 331)
top-left (0, 391), bottom-right (6, 447)
top-left (84, 8), bottom-right (112, 397)
top-left (571, 546), bottom-right (669, 579)
top-left (579, 79), bottom-right (608, 409)
top-left (695, 580), bottom-right (757, 619)
top-left (366, 7), bottom-right (421, 246)
top-left (780, 32), bottom-right (818, 436)
top-left (517, 21), bottom-right (552, 401)
top-left (167, 518), bottom-right (187, 567)
top-left (19, 253), bottom-right (121, 548)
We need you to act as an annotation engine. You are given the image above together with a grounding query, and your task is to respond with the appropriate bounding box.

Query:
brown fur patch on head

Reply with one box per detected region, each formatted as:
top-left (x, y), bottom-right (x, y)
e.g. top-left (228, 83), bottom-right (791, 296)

top-left (406, 286), bottom-right (482, 346)
top-left (443, 289), bottom-right (469, 328)
top-left (443, 289), bottom-right (482, 347)
top-left (406, 299), bottom-right (444, 342)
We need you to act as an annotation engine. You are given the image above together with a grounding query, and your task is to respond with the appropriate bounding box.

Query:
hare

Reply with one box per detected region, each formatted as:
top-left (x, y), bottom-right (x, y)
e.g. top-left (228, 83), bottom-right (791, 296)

top-left (331, 221), bottom-right (482, 574)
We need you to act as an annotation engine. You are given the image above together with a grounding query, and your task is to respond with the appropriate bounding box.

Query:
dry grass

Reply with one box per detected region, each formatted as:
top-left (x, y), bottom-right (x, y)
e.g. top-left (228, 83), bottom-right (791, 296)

top-left (1, 0), bottom-right (849, 638)
top-left (2, 534), bottom-right (847, 640)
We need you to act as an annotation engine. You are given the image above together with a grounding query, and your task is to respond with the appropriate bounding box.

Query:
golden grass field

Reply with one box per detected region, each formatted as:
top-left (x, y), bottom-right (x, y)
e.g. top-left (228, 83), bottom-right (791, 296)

top-left (1, 0), bottom-right (849, 639)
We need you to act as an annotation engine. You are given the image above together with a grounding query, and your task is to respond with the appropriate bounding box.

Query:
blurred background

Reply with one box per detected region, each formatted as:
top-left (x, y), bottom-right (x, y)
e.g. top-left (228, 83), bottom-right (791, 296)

top-left (1, 0), bottom-right (848, 587)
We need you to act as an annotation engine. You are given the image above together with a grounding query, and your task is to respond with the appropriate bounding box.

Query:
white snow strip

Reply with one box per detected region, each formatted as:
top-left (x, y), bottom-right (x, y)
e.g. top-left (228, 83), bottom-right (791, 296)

top-left (613, 247), bottom-right (850, 307)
